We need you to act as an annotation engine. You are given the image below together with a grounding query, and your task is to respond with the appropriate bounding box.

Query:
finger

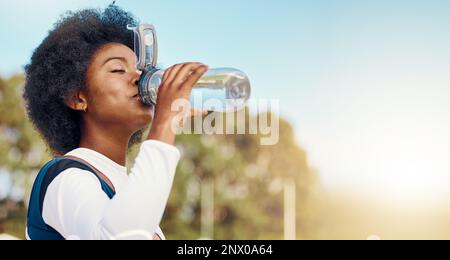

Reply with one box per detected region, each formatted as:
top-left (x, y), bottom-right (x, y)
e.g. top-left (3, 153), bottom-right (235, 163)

top-left (180, 65), bottom-right (209, 91)
top-left (163, 63), bottom-right (185, 86)
top-left (189, 108), bottom-right (208, 117)
top-left (162, 65), bottom-right (175, 83)
top-left (172, 63), bottom-right (205, 87)
top-left (165, 62), bottom-right (201, 86)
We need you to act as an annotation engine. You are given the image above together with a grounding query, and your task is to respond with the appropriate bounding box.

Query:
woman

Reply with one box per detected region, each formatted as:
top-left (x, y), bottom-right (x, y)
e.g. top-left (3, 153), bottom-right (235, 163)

top-left (23, 5), bottom-right (208, 240)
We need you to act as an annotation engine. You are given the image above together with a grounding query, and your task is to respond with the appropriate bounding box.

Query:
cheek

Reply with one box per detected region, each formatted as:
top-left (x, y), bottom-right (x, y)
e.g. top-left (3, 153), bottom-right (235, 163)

top-left (90, 77), bottom-right (128, 107)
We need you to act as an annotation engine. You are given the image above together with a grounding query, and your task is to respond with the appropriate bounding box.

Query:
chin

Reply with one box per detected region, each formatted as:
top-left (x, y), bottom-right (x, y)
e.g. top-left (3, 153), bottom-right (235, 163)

top-left (127, 102), bottom-right (154, 128)
top-left (136, 105), bottom-right (154, 121)
top-left (136, 115), bottom-right (153, 128)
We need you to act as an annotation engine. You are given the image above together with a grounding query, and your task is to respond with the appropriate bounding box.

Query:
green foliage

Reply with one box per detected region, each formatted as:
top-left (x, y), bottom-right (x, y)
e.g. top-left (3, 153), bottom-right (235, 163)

top-left (161, 111), bottom-right (320, 239)
top-left (0, 75), bottom-right (51, 239)
top-left (0, 75), bottom-right (51, 172)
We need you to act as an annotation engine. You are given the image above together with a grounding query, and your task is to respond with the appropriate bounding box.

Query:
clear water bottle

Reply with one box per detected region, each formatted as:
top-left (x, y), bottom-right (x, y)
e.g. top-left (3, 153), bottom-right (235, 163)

top-left (128, 23), bottom-right (251, 112)
top-left (138, 67), bottom-right (251, 112)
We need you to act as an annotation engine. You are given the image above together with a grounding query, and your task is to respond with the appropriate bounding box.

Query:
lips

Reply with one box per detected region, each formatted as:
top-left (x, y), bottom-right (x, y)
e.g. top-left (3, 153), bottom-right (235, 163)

top-left (131, 94), bottom-right (141, 103)
top-left (131, 92), bottom-right (140, 100)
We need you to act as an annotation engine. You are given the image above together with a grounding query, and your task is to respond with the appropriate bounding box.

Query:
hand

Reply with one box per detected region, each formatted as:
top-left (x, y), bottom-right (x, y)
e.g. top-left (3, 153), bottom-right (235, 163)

top-left (148, 62), bottom-right (208, 145)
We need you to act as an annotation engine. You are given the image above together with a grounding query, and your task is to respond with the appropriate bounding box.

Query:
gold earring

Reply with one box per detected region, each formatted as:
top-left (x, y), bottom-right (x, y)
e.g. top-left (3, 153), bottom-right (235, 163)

top-left (83, 106), bottom-right (87, 113)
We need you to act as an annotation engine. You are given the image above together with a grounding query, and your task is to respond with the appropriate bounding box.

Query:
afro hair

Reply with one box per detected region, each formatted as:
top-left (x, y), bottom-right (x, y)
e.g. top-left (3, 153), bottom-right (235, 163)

top-left (23, 5), bottom-right (138, 155)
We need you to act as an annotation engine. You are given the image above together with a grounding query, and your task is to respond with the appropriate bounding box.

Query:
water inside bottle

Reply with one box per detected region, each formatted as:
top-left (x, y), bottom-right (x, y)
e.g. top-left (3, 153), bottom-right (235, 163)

top-left (190, 68), bottom-right (251, 112)
top-left (142, 67), bottom-right (251, 112)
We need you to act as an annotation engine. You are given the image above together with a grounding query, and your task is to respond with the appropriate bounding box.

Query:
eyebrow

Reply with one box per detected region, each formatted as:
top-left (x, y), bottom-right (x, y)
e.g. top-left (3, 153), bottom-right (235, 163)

top-left (102, 57), bottom-right (127, 66)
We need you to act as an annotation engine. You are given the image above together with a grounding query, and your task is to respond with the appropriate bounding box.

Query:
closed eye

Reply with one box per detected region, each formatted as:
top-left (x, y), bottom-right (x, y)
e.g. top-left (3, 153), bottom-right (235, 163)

top-left (110, 69), bottom-right (126, 74)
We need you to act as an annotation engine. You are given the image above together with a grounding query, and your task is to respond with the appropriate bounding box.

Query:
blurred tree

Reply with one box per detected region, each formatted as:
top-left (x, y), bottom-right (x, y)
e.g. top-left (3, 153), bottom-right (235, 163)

top-left (161, 110), bottom-right (321, 240)
top-left (0, 74), bottom-right (50, 238)
top-left (0, 75), bottom-right (50, 172)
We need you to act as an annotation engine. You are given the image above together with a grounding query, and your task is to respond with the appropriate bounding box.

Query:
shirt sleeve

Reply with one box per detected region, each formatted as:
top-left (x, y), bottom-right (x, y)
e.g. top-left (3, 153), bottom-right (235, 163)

top-left (42, 140), bottom-right (181, 240)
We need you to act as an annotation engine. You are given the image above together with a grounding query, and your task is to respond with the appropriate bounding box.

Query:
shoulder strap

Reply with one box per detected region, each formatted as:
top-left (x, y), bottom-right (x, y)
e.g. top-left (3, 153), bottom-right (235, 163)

top-left (60, 155), bottom-right (116, 193)
top-left (39, 158), bottom-right (116, 208)
top-left (27, 157), bottom-right (116, 240)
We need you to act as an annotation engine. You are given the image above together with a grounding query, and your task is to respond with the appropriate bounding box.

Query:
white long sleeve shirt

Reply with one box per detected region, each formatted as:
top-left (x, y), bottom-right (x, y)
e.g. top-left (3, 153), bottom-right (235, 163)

top-left (34, 140), bottom-right (180, 240)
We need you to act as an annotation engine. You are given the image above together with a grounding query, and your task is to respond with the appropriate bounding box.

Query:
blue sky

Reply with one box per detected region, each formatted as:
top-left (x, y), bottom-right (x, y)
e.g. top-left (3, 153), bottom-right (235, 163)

top-left (2, 0), bottom-right (450, 202)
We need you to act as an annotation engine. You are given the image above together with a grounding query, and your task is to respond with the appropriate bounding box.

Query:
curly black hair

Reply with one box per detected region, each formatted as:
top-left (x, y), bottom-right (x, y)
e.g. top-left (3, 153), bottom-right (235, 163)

top-left (23, 5), bottom-right (138, 155)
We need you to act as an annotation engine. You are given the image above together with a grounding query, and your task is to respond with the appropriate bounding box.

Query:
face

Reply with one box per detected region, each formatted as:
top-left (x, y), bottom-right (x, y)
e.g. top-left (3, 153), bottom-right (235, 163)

top-left (83, 43), bottom-right (154, 134)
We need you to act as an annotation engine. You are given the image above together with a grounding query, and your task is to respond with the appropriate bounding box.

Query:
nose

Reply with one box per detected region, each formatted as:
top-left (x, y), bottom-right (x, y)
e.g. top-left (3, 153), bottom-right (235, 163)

top-left (132, 70), bottom-right (142, 86)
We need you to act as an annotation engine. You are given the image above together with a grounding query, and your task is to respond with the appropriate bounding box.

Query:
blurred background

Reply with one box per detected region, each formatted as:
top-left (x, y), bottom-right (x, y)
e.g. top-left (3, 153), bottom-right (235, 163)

top-left (2, 0), bottom-right (450, 240)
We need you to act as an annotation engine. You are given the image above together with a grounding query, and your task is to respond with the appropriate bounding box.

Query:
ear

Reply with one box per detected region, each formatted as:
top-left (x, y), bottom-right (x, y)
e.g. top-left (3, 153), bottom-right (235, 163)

top-left (65, 89), bottom-right (88, 112)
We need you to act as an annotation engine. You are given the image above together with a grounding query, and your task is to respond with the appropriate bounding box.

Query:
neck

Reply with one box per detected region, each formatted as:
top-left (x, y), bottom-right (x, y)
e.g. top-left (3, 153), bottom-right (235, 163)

top-left (79, 121), bottom-right (131, 166)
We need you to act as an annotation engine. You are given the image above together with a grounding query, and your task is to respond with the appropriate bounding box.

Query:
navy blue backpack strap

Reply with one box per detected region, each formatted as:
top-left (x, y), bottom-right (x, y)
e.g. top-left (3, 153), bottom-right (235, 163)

top-left (27, 158), bottom-right (116, 240)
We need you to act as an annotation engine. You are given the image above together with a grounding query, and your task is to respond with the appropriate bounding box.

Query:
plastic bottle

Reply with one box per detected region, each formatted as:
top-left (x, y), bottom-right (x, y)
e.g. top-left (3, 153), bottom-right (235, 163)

top-left (138, 67), bottom-right (251, 112)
